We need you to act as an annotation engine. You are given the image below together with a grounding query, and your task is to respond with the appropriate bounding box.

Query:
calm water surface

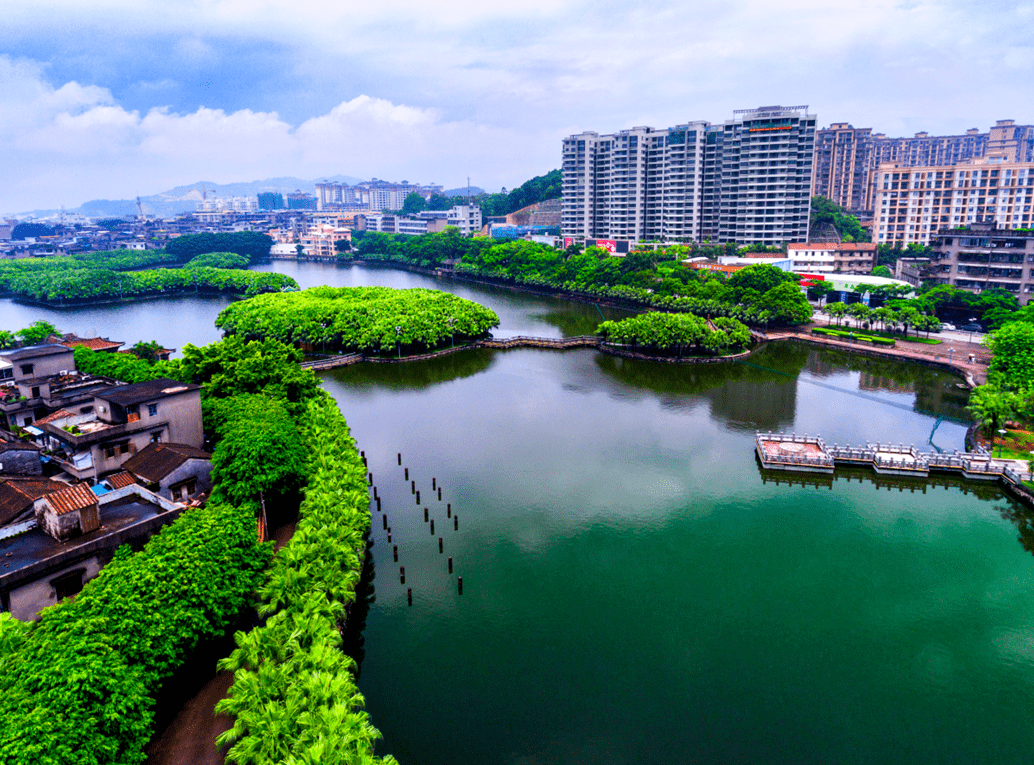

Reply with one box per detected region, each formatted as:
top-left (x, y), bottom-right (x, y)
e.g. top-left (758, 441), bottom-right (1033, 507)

top-left (4, 262), bottom-right (1031, 763)
top-left (320, 343), bottom-right (1034, 765)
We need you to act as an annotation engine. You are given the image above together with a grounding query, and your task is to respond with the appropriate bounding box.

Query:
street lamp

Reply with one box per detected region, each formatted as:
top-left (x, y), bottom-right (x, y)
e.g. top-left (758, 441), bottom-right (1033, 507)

top-left (395, 325), bottom-right (402, 359)
top-left (997, 428), bottom-right (1008, 459)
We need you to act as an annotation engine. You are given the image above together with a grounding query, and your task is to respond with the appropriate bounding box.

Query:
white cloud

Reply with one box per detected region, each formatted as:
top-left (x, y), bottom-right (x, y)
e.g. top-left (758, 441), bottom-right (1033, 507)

top-left (0, 59), bottom-right (556, 212)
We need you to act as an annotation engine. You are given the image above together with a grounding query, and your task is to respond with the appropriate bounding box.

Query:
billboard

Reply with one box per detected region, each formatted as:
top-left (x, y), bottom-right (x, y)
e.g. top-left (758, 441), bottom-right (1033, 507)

top-left (564, 238), bottom-right (574, 248)
top-left (595, 239), bottom-right (618, 253)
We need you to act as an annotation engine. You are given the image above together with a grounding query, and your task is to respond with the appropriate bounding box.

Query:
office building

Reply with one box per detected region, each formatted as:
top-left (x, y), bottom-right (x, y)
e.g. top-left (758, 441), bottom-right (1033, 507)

top-left (871, 156), bottom-right (1034, 246)
top-left (562, 106), bottom-right (816, 247)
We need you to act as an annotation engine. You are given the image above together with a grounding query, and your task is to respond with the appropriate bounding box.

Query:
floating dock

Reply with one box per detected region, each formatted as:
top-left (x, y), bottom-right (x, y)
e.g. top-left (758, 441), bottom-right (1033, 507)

top-left (755, 432), bottom-right (1022, 482)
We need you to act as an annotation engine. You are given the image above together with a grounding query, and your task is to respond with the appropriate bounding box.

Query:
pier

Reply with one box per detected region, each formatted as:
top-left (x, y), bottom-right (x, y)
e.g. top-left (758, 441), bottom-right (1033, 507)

top-left (756, 432), bottom-right (1033, 499)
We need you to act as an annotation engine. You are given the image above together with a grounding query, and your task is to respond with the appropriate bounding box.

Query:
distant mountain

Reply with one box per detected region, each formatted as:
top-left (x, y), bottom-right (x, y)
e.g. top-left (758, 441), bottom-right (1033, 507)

top-left (17, 175), bottom-right (366, 219)
top-left (443, 186), bottom-right (486, 198)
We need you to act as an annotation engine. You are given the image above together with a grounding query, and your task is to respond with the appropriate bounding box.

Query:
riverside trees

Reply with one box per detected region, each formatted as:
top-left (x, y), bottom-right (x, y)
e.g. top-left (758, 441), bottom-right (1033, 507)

top-left (597, 312), bottom-right (752, 356)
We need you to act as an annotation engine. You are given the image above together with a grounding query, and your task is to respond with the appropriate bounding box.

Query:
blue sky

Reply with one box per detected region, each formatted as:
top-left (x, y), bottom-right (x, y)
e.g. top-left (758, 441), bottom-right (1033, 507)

top-left (3, 0), bottom-right (1033, 213)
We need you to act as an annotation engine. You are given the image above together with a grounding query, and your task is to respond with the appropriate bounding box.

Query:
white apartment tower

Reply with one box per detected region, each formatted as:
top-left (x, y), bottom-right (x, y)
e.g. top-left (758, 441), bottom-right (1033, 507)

top-left (562, 106), bottom-right (816, 246)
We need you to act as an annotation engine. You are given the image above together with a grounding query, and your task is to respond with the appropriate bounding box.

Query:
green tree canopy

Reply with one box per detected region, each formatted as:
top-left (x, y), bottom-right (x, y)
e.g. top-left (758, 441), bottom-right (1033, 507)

top-left (809, 197), bottom-right (870, 242)
top-left (401, 192), bottom-right (428, 215)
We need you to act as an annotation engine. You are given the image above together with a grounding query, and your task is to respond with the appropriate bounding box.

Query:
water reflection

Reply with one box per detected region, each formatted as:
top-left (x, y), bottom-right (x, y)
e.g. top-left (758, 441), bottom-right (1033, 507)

top-left (323, 348), bottom-right (496, 393)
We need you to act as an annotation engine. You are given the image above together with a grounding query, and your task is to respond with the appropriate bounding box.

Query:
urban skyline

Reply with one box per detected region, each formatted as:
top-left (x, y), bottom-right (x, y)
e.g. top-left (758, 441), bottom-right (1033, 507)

top-left (3, 0), bottom-right (1034, 213)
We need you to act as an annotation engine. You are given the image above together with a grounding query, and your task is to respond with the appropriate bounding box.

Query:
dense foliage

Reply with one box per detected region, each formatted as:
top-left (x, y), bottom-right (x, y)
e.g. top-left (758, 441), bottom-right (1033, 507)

top-left (164, 231), bottom-right (274, 262)
top-left (597, 312), bottom-right (753, 355)
top-left (7, 265), bottom-right (295, 303)
top-left (0, 501), bottom-right (271, 765)
top-left (71, 249), bottom-right (185, 270)
top-left (215, 286), bottom-right (501, 355)
top-left (186, 251), bottom-right (250, 269)
top-left (809, 196), bottom-right (870, 242)
top-left (479, 169), bottom-right (561, 217)
top-left (216, 394), bottom-right (395, 765)
top-left (352, 230), bottom-right (812, 327)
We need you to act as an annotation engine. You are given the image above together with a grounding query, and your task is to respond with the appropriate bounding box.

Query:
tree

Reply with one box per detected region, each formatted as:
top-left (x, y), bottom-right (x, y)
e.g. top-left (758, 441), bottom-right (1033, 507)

top-left (968, 386), bottom-right (1023, 438)
top-left (11, 222), bottom-right (54, 240)
top-left (128, 340), bottom-right (164, 363)
top-left (334, 238), bottom-right (351, 254)
top-left (16, 320), bottom-right (59, 345)
top-left (871, 265), bottom-right (893, 278)
top-left (726, 264), bottom-right (797, 301)
top-left (210, 394), bottom-right (308, 505)
top-left (0, 331), bottom-right (14, 350)
top-left (988, 322), bottom-right (1034, 390)
top-left (809, 196), bottom-right (870, 242)
top-left (809, 281), bottom-right (836, 306)
top-left (847, 302), bottom-right (871, 329)
top-left (823, 302), bottom-right (849, 327)
top-left (401, 193), bottom-right (428, 215)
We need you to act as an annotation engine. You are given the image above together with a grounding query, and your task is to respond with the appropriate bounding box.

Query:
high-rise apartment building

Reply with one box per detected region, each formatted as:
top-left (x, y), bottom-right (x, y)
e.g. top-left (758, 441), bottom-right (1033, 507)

top-left (316, 180), bottom-right (445, 212)
top-left (871, 156), bottom-right (1034, 246)
top-left (562, 106), bottom-right (816, 247)
top-left (813, 119), bottom-right (1034, 220)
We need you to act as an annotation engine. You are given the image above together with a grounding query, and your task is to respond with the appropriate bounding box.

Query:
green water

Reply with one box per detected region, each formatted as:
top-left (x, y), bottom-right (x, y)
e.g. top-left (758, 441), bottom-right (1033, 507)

top-left (321, 342), bottom-right (1034, 765)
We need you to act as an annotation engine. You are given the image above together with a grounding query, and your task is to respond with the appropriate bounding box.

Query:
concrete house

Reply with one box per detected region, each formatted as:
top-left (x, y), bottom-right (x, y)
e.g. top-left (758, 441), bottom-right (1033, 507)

top-left (122, 442), bottom-right (213, 502)
top-left (0, 343), bottom-right (113, 430)
top-left (34, 483), bottom-right (100, 541)
top-left (37, 378), bottom-right (203, 480)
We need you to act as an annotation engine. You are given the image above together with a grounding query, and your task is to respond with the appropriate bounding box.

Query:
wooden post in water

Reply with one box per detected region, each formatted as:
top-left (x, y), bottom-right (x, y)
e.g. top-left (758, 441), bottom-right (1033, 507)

top-left (382, 514), bottom-right (387, 530)
top-left (448, 556), bottom-right (453, 573)
top-left (430, 519), bottom-right (435, 534)
top-left (411, 480), bottom-right (415, 494)
top-left (424, 507), bottom-right (428, 522)
top-left (438, 488), bottom-right (442, 501)
top-left (439, 537), bottom-right (443, 553)
top-left (458, 577), bottom-right (463, 595)
top-left (393, 545), bottom-right (398, 562)
top-left (398, 453), bottom-right (402, 465)
top-left (454, 515), bottom-right (458, 530)
top-left (405, 467), bottom-right (409, 480)
top-left (408, 588), bottom-right (412, 606)
top-left (416, 490), bottom-right (420, 503)
top-left (400, 567), bottom-right (405, 584)
top-left (447, 503), bottom-right (451, 518)
top-left (432, 477), bottom-right (436, 490)
top-left (368, 472), bottom-right (373, 485)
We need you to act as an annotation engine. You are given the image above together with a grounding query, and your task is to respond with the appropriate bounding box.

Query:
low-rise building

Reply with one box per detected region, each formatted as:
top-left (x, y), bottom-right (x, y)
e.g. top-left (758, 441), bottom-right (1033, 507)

top-left (446, 205), bottom-right (482, 236)
top-left (928, 223), bottom-right (1034, 304)
top-left (0, 482), bottom-right (183, 619)
top-left (37, 378), bottom-right (203, 480)
top-left (122, 442), bottom-right (213, 502)
top-left (787, 242), bottom-right (878, 274)
top-left (0, 344), bottom-right (114, 430)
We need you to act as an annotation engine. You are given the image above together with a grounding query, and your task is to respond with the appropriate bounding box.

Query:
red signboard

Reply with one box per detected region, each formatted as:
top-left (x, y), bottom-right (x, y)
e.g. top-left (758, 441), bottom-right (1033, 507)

top-left (564, 238), bottom-right (574, 248)
top-left (595, 239), bottom-right (617, 253)
top-left (797, 273), bottom-right (827, 286)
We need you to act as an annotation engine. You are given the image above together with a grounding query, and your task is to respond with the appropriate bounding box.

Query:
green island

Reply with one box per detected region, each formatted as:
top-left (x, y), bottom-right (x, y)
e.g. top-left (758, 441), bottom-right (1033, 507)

top-left (0, 232), bottom-right (296, 304)
top-left (214, 286), bottom-right (500, 355)
top-left (0, 336), bottom-right (391, 765)
top-left (597, 312), bottom-right (753, 356)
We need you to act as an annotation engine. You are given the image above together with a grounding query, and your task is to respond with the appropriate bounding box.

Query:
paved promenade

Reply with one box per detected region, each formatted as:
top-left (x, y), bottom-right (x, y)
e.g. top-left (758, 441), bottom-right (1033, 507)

top-left (764, 322), bottom-right (990, 387)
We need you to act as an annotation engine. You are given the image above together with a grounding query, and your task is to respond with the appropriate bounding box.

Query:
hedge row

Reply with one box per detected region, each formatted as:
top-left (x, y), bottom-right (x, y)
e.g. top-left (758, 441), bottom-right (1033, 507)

top-left (216, 393), bottom-right (396, 764)
top-left (812, 326), bottom-right (896, 346)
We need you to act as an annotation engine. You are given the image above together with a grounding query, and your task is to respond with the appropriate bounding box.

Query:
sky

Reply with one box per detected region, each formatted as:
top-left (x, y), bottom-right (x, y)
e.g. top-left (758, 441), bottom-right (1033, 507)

top-left (2, 0), bottom-right (1033, 214)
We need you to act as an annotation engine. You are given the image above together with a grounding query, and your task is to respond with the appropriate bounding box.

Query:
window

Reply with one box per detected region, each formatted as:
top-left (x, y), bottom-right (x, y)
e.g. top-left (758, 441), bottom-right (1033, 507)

top-left (22, 416), bottom-right (32, 427)
top-left (19, 364), bottom-right (33, 376)
top-left (147, 403), bottom-right (158, 417)
top-left (105, 445), bottom-right (116, 459)
top-left (30, 386), bottom-right (39, 398)
top-left (51, 568), bottom-right (86, 601)
top-left (150, 431), bottom-right (162, 444)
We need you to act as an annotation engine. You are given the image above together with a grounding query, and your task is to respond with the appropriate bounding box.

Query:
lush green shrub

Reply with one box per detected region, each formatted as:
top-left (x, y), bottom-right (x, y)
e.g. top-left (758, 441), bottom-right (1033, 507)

top-left (597, 312), bottom-right (752, 354)
top-left (216, 394), bottom-right (397, 765)
top-left (186, 252), bottom-right (250, 270)
top-left (215, 286), bottom-right (500, 355)
top-left (165, 232), bottom-right (274, 262)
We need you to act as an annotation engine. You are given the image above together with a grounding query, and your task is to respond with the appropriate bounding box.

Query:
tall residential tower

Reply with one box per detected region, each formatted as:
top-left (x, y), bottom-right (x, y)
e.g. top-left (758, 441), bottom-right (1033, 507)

top-left (561, 106), bottom-right (816, 247)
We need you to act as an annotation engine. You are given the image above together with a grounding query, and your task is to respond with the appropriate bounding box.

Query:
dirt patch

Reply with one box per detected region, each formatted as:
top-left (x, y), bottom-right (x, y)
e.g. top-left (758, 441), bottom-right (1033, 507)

top-left (145, 671), bottom-right (234, 765)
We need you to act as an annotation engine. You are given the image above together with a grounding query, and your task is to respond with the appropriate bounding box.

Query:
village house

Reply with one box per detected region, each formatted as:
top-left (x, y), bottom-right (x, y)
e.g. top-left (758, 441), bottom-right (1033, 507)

top-left (122, 442), bottom-right (213, 502)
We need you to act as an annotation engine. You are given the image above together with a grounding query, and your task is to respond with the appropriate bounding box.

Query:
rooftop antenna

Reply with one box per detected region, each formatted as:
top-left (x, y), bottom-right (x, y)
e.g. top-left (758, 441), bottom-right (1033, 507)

top-left (467, 176), bottom-right (471, 199)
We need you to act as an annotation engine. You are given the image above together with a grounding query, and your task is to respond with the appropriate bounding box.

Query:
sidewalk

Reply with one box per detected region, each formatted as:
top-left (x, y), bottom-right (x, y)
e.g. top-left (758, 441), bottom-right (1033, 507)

top-left (765, 322), bottom-right (990, 387)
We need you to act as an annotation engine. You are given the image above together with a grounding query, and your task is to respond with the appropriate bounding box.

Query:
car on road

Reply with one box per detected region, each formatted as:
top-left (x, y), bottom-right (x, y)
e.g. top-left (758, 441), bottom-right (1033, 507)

top-left (940, 322), bottom-right (957, 331)
top-left (960, 323), bottom-right (983, 333)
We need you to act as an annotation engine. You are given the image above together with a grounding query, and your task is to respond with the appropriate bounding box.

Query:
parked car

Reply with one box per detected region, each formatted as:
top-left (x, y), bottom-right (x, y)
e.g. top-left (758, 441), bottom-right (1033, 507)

top-left (960, 323), bottom-right (983, 333)
top-left (940, 322), bottom-right (957, 331)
